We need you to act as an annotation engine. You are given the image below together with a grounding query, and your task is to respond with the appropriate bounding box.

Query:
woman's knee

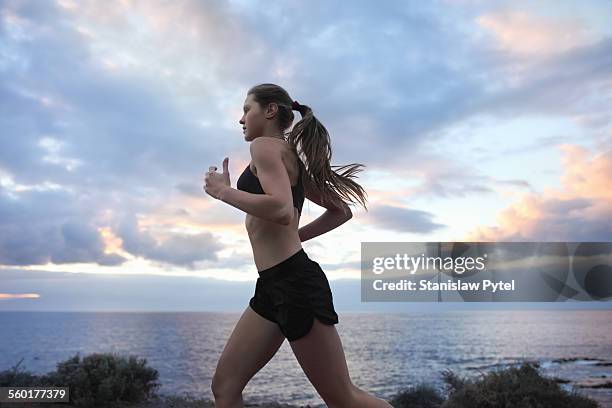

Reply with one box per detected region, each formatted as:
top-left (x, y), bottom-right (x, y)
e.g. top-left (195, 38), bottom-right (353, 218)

top-left (326, 385), bottom-right (392, 408)
top-left (320, 382), bottom-right (359, 408)
top-left (211, 370), bottom-right (242, 399)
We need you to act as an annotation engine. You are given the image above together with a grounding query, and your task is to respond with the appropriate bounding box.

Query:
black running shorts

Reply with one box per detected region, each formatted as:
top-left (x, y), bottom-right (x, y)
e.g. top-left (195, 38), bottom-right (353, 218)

top-left (248, 248), bottom-right (339, 341)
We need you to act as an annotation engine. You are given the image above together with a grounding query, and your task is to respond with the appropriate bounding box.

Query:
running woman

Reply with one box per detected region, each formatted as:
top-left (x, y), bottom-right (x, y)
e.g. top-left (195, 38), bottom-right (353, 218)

top-left (204, 83), bottom-right (392, 408)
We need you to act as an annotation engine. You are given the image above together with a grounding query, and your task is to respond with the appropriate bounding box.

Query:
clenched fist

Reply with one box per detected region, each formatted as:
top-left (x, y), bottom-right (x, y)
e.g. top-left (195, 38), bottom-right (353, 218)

top-left (204, 157), bottom-right (231, 200)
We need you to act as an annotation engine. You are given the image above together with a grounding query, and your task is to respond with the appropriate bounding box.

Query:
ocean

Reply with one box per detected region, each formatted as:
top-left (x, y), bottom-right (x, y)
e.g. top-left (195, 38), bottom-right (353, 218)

top-left (1, 310), bottom-right (611, 407)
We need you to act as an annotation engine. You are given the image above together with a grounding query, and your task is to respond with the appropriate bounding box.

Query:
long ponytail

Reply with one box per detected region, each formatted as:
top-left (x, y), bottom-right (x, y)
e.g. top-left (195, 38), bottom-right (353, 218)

top-left (288, 103), bottom-right (368, 212)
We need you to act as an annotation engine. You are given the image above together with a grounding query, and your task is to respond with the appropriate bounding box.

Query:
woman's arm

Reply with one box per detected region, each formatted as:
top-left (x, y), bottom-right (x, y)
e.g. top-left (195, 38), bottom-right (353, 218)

top-left (220, 187), bottom-right (292, 224)
top-left (298, 176), bottom-right (352, 242)
top-left (220, 138), bottom-right (296, 225)
top-left (298, 209), bottom-right (351, 242)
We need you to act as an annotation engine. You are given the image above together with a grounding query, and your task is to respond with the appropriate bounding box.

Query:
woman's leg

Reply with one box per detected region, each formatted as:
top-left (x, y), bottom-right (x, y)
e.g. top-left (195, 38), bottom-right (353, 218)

top-left (289, 318), bottom-right (393, 408)
top-left (211, 304), bottom-right (286, 408)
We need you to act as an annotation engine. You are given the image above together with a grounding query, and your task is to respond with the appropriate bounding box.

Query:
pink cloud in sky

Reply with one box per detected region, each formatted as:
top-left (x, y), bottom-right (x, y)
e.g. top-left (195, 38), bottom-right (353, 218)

top-left (465, 144), bottom-right (612, 241)
top-left (0, 293), bottom-right (40, 299)
top-left (477, 10), bottom-right (595, 56)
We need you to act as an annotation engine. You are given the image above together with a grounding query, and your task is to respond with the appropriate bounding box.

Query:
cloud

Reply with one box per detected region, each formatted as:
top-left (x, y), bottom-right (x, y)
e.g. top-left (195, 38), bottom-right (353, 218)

top-left (0, 179), bottom-right (228, 268)
top-left (0, 293), bottom-right (40, 299)
top-left (478, 37), bottom-right (612, 124)
top-left (0, 184), bottom-right (126, 266)
top-left (365, 204), bottom-right (447, 234)
top-left (477, 10), bottom-right (596, 56)
top-left (0, 0), bottom-right (241, 269)
top-left (116, 213), bottom-right (223, 269)
top-left (399, 159), bottom-right (495, 199)
top-left (465, 144), bottom-right (612, 241)
top-left (1, 0), bottom-right (611, 275)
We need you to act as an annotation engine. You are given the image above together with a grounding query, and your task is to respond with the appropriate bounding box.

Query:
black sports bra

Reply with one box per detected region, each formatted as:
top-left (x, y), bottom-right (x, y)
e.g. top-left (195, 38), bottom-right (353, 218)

top-left (236, 161), bottom-right (305, 215)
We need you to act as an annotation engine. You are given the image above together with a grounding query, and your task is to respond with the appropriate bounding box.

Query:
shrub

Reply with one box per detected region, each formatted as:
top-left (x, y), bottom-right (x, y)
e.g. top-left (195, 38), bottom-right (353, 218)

top-left (389, 383), bottom-right (445, 408)
top-left (0, 352), bottom-right (160, 407)
top-left (440, 362), bottom-right (599, 408)
top-left (52, 352), bottom-right (161, 406)
top-left (0, 357), bottom-right (49, 387)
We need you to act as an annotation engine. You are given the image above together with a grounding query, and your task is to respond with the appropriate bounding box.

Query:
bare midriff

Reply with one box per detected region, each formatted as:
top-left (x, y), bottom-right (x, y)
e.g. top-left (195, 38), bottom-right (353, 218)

top-left (245, 141), bottom-right (304, 272)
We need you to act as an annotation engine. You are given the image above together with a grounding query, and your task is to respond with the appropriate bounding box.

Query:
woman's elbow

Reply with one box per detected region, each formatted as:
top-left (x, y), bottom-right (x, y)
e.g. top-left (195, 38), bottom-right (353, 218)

top-left (342, 210), bottom-right (352, 224)
top-left (345, 207), bottom-right (353, 220)
top-left (338, 205), bottom-right (352, 221)
top-left (329, 206), bottom-right (351, 224)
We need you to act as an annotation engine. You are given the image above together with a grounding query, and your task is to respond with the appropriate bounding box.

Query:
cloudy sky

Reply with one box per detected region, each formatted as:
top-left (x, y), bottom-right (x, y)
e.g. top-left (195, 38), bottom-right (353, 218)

top-left (1, 0), bottom-right (611, 311)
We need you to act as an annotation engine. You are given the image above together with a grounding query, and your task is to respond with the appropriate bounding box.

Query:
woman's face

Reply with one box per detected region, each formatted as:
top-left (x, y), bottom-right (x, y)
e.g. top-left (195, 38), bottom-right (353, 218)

top-left (239, 94), bottom-right (267, 141)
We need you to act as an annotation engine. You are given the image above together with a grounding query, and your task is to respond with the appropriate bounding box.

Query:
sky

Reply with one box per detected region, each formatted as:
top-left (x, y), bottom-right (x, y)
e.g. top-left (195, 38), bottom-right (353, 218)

top-left (1, 0), bottom-right (611, 311)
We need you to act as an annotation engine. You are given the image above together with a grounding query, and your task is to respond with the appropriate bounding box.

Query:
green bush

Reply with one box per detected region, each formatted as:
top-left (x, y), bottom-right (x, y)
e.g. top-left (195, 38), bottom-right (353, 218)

top-left (52, 352), bottom-right (161, 406)
top-left (0, 357), bottom-right (49, 387)
top-left (440, 362), bottom-right (599, 408)
top-left (0, 352), bottom-right (160, 407)
top-left (389, 382), bottom-right (445, 408)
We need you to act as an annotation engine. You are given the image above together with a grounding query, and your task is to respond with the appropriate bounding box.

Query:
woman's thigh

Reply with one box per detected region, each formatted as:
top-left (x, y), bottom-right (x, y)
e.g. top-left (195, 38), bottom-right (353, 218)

top-left (289, 318), bottom-right (354, 405)
top-left (213, 304), bottom-right (286, 391)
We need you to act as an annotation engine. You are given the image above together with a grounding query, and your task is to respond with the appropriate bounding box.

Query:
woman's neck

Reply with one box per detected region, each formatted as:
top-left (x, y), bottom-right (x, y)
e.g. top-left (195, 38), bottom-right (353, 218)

top-left (262, 129), bottom-right (286, 140)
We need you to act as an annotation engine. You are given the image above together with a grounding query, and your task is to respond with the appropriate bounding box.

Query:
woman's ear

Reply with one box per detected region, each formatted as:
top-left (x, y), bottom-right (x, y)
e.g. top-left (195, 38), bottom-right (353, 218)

top-left (265, 102), bottom-right (278, 119)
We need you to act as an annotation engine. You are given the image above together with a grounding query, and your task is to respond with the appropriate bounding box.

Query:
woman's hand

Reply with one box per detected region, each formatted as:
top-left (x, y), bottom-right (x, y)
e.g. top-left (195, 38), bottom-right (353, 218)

top-left (204, 157), bottom-right (231, 200)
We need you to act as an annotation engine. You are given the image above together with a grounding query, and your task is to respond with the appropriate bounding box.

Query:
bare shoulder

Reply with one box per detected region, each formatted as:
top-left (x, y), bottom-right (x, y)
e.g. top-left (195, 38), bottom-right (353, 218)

top-left (250, 136), bottom-right (284, 159)
top-left (249, 138), bottom-right (286, 177)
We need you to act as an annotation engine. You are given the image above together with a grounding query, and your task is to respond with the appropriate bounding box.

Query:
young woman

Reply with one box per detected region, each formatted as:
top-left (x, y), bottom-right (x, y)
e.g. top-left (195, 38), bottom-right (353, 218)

top-left (203, 83), bottom-right (392, 408)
